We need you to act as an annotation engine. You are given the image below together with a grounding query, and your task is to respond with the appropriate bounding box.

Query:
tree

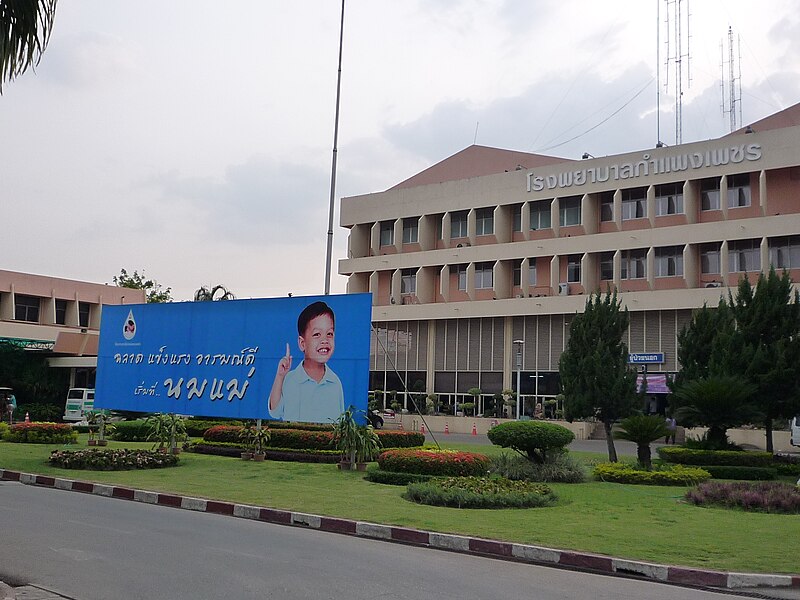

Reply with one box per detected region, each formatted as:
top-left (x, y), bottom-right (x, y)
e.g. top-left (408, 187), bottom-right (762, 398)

top-left (671, 300), bottom-right (735, 391)
top-left (487, 421), bottom-right (574, 464)
top-left (560, 290), bottom-right (639, 462)
top-left (113, 268), bottom-right (172, 303)
top-left (725, 268), bottom-right (800, 452)
top-left (1, 0), bottom-right (57, 93)
top-left (193, 285), bottom-right (236, 302)
top-left (614, 415), bottom-right (669, 469)
top-left (671, 375), bottom-right (760, 449)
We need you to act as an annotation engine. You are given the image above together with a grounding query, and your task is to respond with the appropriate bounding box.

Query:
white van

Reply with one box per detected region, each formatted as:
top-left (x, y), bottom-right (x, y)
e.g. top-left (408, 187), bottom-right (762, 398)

top-left (791, 416), bottom-right (800, 448)
top-left (63, 388), bottom-right (95, 422)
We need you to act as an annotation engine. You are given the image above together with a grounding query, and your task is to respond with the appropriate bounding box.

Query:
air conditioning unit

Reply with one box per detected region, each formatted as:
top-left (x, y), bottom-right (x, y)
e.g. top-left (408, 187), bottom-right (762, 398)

top-left (515, 293), bottom-right (523, 298)
top-left (558, 283), bottom-right (569, 296)
top-left (456, 243), bottom-right (463, 248)
top-left (705, 282), bottom-right (722, 288)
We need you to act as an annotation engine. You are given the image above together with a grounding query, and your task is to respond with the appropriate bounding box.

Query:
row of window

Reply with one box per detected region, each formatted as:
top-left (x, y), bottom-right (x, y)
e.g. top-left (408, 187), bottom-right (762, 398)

top-left (11, 295), bottom-right (92, 327)
top-left (379, 176), bottom-right (753, 246)
top-left (395, 235), bottom-right (800, 292)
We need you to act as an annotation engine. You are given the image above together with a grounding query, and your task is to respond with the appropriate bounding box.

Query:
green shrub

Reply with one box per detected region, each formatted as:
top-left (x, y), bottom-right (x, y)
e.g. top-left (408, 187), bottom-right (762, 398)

top-left (487, 421), bottom-right (574, 463)
top-left (702, 465), bottom-right (777, 480)
top-left (15, 403), bottom-right (63, 422)
top-left (49, 448), bottom-right (178, 470)
top-left (0, 422), bottom-right (8, 438)
top-left (3, 422), bottom-right (77, 444)
top-left (269, 429), bottom-right (334, 450)
top-left (657, 446), bottom-right (773, 467)
top-left (364, 467), bottom-right (436, 486)
top-left (377, 448), bottom-right (491, 477)
top-left (188, 440), bottom-right (341, 463)
top-left (593, 462), bottom-right (710, 486)
top-left (775, 463), bottom-right (800, 477)
top-left (489, 451), bottom-right (585, 483)
top-left (404, 476), bottom-right (557, 509)
top-left (268, 421), bottom-right (334, 432)
top-left (376, 430), bottom-right (425, 448)
top-left (184, 419), bottom-right (244, 437)
top-left (111, 420), bottom-right (151, 442)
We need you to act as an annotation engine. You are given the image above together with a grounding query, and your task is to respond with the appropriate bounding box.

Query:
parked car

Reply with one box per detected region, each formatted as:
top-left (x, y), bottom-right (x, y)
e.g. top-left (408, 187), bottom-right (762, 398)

top-left (367, 409), bottom-right (384, 429)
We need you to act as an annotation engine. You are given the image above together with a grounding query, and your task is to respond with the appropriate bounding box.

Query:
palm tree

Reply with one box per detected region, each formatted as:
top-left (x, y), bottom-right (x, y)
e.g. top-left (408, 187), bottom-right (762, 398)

top-left (1, 0), bottom-right (58, 93)
top-left (193, 285), bottom-right (236, 302)
top-left (614, 415), bottom-right (669, 470)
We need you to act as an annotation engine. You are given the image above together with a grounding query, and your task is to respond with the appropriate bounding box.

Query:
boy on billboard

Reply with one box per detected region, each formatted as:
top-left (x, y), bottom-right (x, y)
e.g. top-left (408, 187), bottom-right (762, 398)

top-left (268, 301), bottom-right (344, 423)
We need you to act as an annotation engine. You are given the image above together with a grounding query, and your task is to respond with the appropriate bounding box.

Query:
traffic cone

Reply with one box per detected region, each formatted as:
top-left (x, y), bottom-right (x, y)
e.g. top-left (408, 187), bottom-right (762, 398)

top-left (25, 412), bottom-right (30, 423)
top-left (471, 422), bottom-right (477, 436)
top-left (420, 423), bottom-right (425, 434)
top-left (444, 423), bottom-right (449, 435)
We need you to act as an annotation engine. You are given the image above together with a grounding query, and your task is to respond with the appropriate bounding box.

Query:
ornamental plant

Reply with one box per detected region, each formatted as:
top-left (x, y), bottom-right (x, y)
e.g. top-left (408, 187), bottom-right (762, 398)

top-left (49, 448), bottom-right (179, 470)
top-left (487, 421), bottom-right (574, 464)
top-left (3, 422), bottom-right (77, 444)
top-left (614, 414), bottom-right (669, 470)
top-left (686, 481), bottom-right (800, 514)
top-left (657, 447), bottom-right (773, 467)
top-left (404, 476), bottom-right (557, 509)
top-left (593, 462), bottom-right (710, 486)
top-left (377, 448), bottom-right (490, 477)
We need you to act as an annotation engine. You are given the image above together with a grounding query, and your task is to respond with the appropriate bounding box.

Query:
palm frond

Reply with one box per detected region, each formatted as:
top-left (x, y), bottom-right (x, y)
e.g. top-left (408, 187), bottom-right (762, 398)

top-left (0, 0), bottom-right (58, 93)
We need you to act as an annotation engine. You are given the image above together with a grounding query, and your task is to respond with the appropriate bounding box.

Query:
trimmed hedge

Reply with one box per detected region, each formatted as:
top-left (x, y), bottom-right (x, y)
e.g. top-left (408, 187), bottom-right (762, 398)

top-left (594, 462), bottom-right (710, 486)
top-left (377, 448), bottom-right (491, 477)
top-left (3, 422), bottom-right (77, 444)
top-left (376, 430), bottom-right (424, 448)
top-left (657, 447), bottom-right (773, 467)
top-left (365, 467), bottom-right (436, 486)
top-left (111, 420), bottom-right (151, 442)
top-left (184, 419), bottom-right (244, 437)
top-left (404, 476), bottom-right (557, 509)
top-left (776, 463), bottom-right (800, 477)
top-left (703, 465), bottom-right (777, 481)
top-left (188, 441), bottom-right (341, 463)
top-left (49, 448), bottom-right (179, 470)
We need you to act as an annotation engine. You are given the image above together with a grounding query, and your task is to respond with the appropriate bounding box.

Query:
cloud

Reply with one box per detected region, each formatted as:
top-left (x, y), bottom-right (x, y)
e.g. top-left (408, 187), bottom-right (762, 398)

top-left (38, 32), bottom-right (137, 89)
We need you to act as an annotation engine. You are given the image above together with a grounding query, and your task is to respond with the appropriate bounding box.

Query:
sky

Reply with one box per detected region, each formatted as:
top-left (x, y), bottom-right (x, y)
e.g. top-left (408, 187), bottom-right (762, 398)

top-left (1, 0), bottom-right (799, 301)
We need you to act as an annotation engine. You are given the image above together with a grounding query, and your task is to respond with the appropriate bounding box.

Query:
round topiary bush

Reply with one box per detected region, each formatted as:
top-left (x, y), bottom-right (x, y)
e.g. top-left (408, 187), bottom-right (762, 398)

top-left (487, 421), bottom-right (574, 463)
top-left (404, 476), bottom-right (557, 509)
top-left (377, 448), bottom-right (491, 477)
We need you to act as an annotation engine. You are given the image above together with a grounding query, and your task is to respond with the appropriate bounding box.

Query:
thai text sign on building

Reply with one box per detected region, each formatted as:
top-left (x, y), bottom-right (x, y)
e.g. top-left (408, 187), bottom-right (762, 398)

top-left (95, 294), bottom-right (372, 423)
top-left (628, 353), bottom-right (665, 365)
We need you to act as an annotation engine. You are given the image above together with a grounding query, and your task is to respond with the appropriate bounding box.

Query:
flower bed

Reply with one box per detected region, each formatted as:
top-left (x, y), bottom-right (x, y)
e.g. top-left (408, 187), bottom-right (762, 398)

top-left (377, 448), bottom-right (490, 477)
top-left (404, 476), bottom-right (557, 509)
top-left (657, 447), bottom-right (773, 467)
top-left (686, 481), bottom-right (800, 514)
top-left (3, 422), bottom-right (77, 444)
top-left (49, 448), bottom-right (179, 470)
top-left (188, 441), bottom-right (340, 463)
top-left (593, 462), bottom-right (710, 486)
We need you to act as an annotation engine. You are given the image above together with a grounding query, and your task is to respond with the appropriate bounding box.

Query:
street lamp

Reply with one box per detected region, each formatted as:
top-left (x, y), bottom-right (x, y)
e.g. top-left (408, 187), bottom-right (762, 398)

top-left (513, 339), bottom-right (524, 419)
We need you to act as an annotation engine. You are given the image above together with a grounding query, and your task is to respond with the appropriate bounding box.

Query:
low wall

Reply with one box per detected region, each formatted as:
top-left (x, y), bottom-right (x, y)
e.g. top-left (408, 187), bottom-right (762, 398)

top-left (390, 414), bottom-right (594, 440)
top-left (684, 427), bottom-right (793, 453)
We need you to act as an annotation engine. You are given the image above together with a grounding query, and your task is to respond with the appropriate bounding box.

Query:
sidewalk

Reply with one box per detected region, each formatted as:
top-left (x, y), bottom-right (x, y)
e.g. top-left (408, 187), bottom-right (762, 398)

top-left (1, 468), bottom-right (798, 599)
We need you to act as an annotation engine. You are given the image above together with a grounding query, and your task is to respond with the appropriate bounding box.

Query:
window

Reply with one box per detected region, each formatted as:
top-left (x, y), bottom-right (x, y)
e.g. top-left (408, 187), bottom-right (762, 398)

top-left (700, 178), bottom-right (721, 211)
top-left (621, 249), bottom-right (647, 279)
top-left (55, 299), bottom-right (67, 325)
top-left (559, 196), bottom-right (581, 227)
top-left (401, 269), bottom-right (416, 294)
top-left (528, 260), bottom-right (537, 286)
top-left (78, 302), bottom-right (91, 328)
top-left (402, 217), bottom-right (418, 244)
top-left (513, 261), bottom-right (521, 287)
top-left (727, 173), bottom-right (751, 208)
top-left (451, 211), bottom-right (468, 238)
top-left (769, 235), bottom-right (800, 270)
top-left (599, 252), bottom-right (614, 281)
top-left (655, 246), bottom-right (684, 277)
top-left (379, 221), bottom-right (394, 246)
top-left (729, 239), bottom-right (760, 272)
top-left (475, 262), bottom-right (494, 289)
top-left (530, 200), bottom-right (551, 230)
top-left (456, 265), bottom-right (467, 291)
top-left (567, 255), bottom-right (581, 283)
top-left (655, 183), bottom-right (684, 216)
top-left (511, 204), bottom-right (522, 232)
top-left (599, 192), bottom-right (614, 222)
top-left (621, 188), bottom-right (647, 220)
top-left (436, 215), bottom-right (444, 240)
top-left (700, 243), bottom-right (721, 274)
top-left (475, 208), bottom-right (494, 236)
top-left (14, 294), bottom-right (40, 322)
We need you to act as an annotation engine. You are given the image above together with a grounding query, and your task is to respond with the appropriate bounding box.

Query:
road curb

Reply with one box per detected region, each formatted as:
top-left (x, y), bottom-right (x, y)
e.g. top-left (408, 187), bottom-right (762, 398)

top-left (3, 468), bottom-right (798, 592)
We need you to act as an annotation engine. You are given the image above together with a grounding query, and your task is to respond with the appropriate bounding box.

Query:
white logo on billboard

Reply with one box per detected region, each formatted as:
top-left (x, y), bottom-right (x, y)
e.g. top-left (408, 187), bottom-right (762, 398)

top-left (122, 310), bottom-right (137, 340)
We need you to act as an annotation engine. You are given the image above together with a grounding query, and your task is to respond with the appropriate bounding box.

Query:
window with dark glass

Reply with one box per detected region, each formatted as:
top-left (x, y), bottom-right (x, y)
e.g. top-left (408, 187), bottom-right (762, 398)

top-left (599, 252), bottom-right (614, 280)
top-left (436, 214), bottom-right (444, 240)
top-left (559, 197), bottom-right (581, 227)
top-left (475, 208), bottom-right (494, 236)
top-left (513, 261), bottom-right (521, 287)
top-left (379, 221), bottom-right (394, 246)
top-left (621, 249), bottom-right (647, 279)
top-left (14, 294), bottom-right (40, 322)
top-left (456, 264), bottom-right (467, 291)
top-left (78, 302), bottom-right (91, 328)
top-left (729, 239), bottom-right (759, 272)
top-left (727, 173), bottom-right (751, 208)
top-left (621, 188), bottom-right (647, 220)
top-left (528, 261), bottom-right (537, 286)
top-left (475, 262), bottom-right (494, 289)
top-left (655, 246), bottom-right (683, 277)
top-left (402, 217), bottom-right (418, 244)
top-left (700, 178), bottom-right (721, 210)
top-left (567, 255), bottom-right (581, 283)
top-left (599, 192), bottom-right (614, 222)
top-left (655, 183), bottom-right (684, 216)
top-left (401, 269), bottom-right (417, 294)
top-left (769, 235), bottom-right (800, 270)
top-left (700, 243), bottom-right (721, 274)
top-left (451, 211), bottom-right (468, 238)
top-left (55, 299), bottom-right (67, 325)
top-left (530, 200), bottom-right (551, 230)
top-left (511, 204), bottom-right (522, 232)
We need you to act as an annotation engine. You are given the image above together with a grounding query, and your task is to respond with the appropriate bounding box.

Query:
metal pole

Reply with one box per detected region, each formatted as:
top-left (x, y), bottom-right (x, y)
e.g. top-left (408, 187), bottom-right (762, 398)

top-left (515, 364), bottom-right (521, 420)
top-left (324, 0), bottom-right (346, 295)
top-left (513, 340), bottom-right (523, 420)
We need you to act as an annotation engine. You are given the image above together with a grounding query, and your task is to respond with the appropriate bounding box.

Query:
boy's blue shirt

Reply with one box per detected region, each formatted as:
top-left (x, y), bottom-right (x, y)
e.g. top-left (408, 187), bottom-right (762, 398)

top-left (270, 362), bottom-right (344, 423)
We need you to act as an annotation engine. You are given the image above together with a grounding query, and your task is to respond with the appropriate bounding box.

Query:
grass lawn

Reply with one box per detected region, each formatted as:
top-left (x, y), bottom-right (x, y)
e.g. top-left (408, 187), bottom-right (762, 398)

top-left (2, 438), bottom-right (798, 574)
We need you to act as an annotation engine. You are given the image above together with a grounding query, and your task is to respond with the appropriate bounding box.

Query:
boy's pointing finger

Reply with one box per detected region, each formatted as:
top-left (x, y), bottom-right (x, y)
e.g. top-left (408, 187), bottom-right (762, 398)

top-left (285, 343), bottom-right (291, 358)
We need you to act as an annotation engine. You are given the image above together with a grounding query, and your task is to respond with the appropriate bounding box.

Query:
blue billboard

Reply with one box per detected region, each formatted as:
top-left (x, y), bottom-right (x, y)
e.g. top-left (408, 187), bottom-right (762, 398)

top-left (95, 294), bottom-right (372, 423)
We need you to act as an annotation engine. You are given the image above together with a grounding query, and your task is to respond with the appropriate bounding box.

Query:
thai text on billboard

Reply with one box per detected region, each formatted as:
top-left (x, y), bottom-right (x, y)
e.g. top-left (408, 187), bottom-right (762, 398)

top-left (95, 294), bottom-right (372, 423)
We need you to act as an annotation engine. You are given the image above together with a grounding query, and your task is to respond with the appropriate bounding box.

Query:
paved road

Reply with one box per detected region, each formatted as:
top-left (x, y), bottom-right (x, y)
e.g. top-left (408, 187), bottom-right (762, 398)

top-left (1, 482), bottom-right (750, 600)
